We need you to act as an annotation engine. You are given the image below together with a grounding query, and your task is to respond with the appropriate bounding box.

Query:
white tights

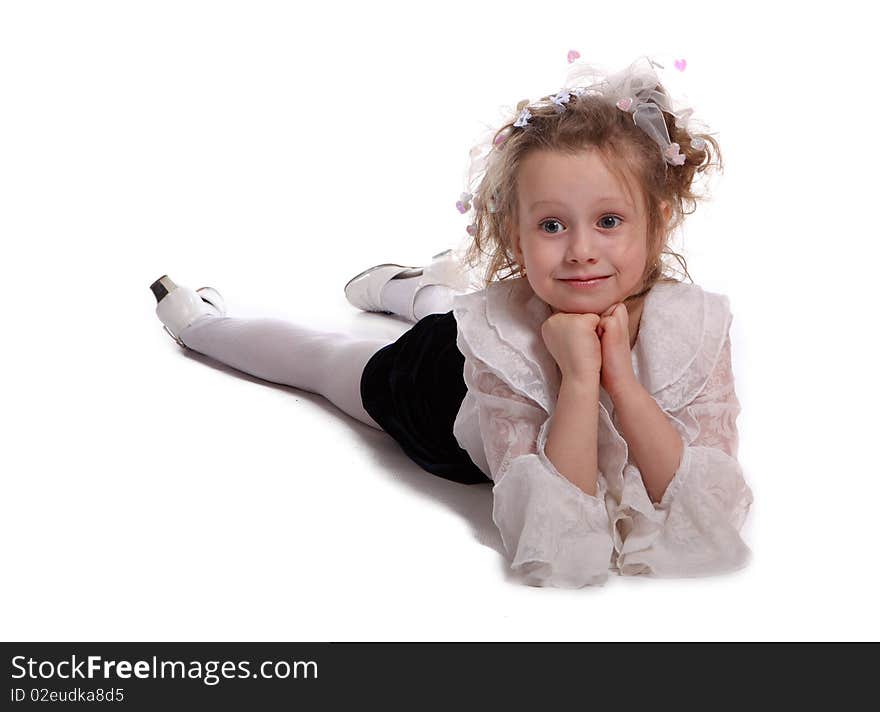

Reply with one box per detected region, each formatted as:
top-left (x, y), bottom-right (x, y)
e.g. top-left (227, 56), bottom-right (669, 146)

top-left (177, 277), bottom-right (461, 430)
top-left (380, 280), bottom-right (459, 321)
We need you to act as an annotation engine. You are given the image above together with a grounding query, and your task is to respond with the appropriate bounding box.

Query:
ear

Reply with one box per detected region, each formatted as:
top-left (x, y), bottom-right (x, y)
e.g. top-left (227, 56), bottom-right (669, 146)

top-left (508, 216), bottom-right (525, 267)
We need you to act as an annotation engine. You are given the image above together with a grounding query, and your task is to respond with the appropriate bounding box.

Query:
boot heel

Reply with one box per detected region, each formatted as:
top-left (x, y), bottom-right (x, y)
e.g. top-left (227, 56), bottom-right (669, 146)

top-left (150, 275), bottom-right (177, 304)
top-left (150, 274), bottom-right (226, 346)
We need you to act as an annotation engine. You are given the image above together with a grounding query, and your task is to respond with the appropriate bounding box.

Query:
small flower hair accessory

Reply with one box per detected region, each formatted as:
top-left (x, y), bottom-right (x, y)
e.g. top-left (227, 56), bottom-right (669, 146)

top-left (664, 142), bottom-right (686, 166)
top-left (513, 99), bottom-right (532, 128)
top-left (551, 89), bottom-right (572, 113)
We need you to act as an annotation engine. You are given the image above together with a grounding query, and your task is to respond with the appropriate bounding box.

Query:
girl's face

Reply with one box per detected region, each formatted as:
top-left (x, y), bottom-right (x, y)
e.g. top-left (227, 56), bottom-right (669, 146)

top-left (510, 148), bottom-right (669, 315)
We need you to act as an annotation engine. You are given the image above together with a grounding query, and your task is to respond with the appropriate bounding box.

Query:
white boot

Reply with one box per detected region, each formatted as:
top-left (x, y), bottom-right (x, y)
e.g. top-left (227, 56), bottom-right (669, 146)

top-left (343, 249), bottom-right (473, 320)
top-left (150, 275), bottom-right (226, 346)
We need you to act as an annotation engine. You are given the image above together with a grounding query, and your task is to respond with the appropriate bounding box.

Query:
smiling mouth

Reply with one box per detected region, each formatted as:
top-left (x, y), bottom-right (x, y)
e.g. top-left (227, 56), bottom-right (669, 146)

top-left (560, 275), bottom-right (611, 285)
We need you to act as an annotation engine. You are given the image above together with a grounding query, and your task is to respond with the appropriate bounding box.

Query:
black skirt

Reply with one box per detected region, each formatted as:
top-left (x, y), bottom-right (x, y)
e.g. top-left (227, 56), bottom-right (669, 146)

top-left (359, 311), bottom-right (491, 485)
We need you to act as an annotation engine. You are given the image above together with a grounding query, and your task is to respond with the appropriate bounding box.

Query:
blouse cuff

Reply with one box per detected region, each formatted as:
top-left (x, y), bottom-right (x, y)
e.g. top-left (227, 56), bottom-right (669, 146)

top-left (490, 416), bottom-right (614, 588)
top-left (492, 456), bottom-right (613, 587)
top-left (656, 434), bottom-right (692, 511)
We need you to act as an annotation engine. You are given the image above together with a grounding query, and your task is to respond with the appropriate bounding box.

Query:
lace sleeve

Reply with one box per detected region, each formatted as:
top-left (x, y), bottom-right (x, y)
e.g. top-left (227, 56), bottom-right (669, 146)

top-left (465, 359), bottom-right (615, 587)
top-left (615, 333), bottom-right (755, 577)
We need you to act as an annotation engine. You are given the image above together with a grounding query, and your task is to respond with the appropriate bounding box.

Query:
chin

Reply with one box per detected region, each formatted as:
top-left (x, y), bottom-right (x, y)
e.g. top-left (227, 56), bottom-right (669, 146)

top-left (552, 289), bottom-right (615, 312)
top-left (548, 298), bottom-right (608, 315)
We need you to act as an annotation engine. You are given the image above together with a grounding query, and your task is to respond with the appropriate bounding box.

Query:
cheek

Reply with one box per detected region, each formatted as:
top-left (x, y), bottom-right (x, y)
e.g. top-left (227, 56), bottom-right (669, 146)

top-left (532, 249), bottom-right (562, 276)
top-left (527, 239), bottom-right (563, 264)
top-left (521, 241), bottom-right (543, 266)
top-left (617, 241), bottom-right (648, 272)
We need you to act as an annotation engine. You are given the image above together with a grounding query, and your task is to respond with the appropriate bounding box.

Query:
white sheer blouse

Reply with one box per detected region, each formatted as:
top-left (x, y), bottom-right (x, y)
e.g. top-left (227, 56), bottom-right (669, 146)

top-left (451, 277), bottom-right (754, 588)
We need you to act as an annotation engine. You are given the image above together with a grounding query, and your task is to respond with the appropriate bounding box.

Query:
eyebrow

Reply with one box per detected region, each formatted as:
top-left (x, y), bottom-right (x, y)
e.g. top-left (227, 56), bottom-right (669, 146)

top-left (530, 197), bottom-right (632, 210)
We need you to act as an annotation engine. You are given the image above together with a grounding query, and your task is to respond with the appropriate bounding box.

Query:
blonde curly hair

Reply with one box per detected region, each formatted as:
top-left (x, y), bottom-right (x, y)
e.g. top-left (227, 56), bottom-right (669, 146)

top-left (461, 61), bottom-right (722, 303)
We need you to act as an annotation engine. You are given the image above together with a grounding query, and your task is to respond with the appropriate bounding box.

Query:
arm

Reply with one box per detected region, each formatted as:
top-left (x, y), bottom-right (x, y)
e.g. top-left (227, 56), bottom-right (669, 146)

top-left (544, 374), bottom-right (601, 497)
top-left (609, 381), bottom-right (684, 504)
top-left (611, 332), bottom-right (754, 577)
top-left (466, 364), bottom-right (613, 588)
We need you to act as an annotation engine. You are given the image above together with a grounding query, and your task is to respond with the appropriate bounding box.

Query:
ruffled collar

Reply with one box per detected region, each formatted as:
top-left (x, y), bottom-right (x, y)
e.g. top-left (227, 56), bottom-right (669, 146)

top-left (630, 280), bottom-right (706, 398)
top-left (453, 277), bottom-right (723, 414)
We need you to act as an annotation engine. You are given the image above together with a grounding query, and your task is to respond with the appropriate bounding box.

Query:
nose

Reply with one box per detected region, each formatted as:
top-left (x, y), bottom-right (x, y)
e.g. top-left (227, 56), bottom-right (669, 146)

top-left (564, 226), bottom-right (600, 264)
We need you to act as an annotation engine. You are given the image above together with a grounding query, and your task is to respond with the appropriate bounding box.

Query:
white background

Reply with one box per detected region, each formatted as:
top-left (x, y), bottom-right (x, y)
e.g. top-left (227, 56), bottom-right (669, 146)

top-left (1, 0), bottom-right (877, 641)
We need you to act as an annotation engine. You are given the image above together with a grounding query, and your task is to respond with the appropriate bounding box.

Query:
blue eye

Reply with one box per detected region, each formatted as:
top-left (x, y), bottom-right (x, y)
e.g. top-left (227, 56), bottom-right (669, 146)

top-left (540, 219), bottom-right (564, 234)
top-left (599, 215), bottom-right (622, 229)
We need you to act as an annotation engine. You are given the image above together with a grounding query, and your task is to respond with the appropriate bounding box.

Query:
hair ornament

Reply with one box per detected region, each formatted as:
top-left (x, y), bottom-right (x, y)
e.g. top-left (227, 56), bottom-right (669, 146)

top-left (589, 55), bottom-right (701, 168)
top-left (513, 100), bottom-right (532, 128)
top-left (455, 192), bottom-right (473, 214)
top-left (664, 142), bottom-right (686, 166)
top-left (551, 89), bottom-right (573, 113)
top-left (674, 107), bottom-right (694, 128)
top-left (523, 53), bottom-right (703, 168)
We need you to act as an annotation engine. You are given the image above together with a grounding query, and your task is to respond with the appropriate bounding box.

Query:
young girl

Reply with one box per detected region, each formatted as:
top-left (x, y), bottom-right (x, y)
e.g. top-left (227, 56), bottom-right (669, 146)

top-left (151, 54), bottom-right (753, 588)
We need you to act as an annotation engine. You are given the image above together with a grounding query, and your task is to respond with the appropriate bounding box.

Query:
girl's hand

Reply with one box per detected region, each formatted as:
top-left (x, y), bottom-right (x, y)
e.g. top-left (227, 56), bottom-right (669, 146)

top-left (596, 302), bottom-right (638, 399)
top-left (541, 312), bottom-right (602, 383)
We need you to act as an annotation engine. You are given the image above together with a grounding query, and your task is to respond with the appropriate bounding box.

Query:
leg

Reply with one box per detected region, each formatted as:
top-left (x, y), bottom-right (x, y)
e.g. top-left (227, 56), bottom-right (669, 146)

top-left (345, 249), bottom-right (477, 322)
top-left (380, 279), bottom-right (460, 322)
top-left (178, 315), bottom-right (389, 429)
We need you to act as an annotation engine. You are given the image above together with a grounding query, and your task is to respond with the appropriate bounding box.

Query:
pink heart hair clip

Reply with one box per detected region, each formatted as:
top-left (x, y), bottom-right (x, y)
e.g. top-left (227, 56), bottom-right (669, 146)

top-left (664, 143), bottom-right (686, 166)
